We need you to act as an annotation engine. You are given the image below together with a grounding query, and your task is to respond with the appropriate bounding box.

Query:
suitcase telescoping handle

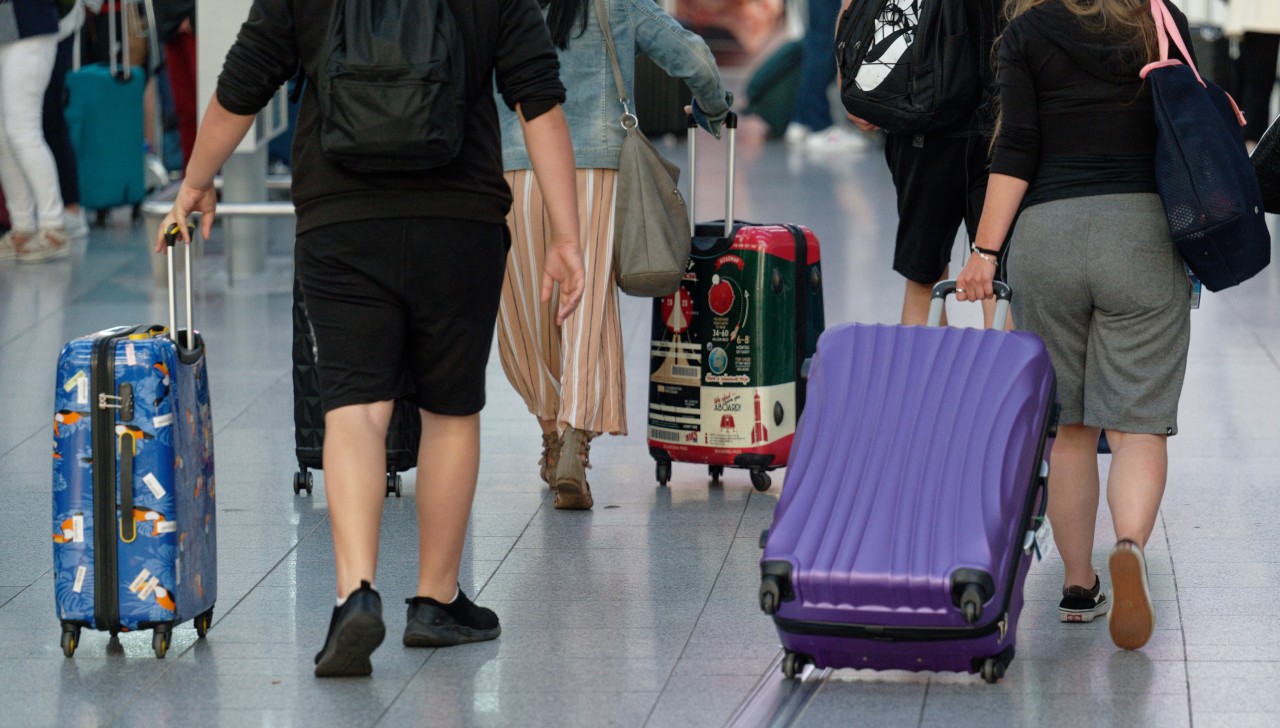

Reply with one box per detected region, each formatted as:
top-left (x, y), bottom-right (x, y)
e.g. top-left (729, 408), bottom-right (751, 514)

top-left (927, 280), bottom-right (1012, 331)
top-left (163, 224), bottom-right (197, 350)
top-left (686, 111), bottom-right (738, 238)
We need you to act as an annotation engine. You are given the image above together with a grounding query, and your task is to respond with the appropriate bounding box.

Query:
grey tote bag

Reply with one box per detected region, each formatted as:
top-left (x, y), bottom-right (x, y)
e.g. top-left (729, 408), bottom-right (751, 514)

top-left (595, 0), bottom-right (691, 297)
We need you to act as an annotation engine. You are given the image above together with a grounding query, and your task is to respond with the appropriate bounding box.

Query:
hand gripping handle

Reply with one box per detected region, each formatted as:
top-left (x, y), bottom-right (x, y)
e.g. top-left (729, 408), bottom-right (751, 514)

top-left (926, 280), bottom-right (1013, 330)
top-left (163, 224), bottom-right (197, 350)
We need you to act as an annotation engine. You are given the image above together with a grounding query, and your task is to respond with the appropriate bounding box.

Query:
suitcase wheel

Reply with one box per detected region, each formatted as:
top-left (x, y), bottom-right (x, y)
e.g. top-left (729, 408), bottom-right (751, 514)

top-left (980, 657), bottom-right (1006, 684)
top-left (759, 575), bottom-right (784, 615)
top-left (152, 627), bottom-right (171, 659)
top-left (750, 469), bottom-right (772, 492)
top-left (386, 473), bottom-right (403, 498)
top-left (293, 469), bottom-right (314, 496)
top-left (708, 465), bottom-right (724, 484)
top-left (60, 624), bottom-right (79, 658)
top-left (195, 607), bottom-right (214, 639)
top-left (781, 651), bottom-right (810, 680)
top-left (655, 461), bottom-right (671, 487)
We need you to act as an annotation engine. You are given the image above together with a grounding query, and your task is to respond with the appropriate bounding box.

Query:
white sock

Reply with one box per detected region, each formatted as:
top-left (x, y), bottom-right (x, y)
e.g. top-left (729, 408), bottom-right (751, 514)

top-left (448, 587), bottom-right (459, 604)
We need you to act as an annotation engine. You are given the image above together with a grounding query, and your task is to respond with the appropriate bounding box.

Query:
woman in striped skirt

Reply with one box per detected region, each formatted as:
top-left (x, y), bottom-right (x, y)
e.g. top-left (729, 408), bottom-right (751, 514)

top-left (496, 0), bottom-right (731, 509)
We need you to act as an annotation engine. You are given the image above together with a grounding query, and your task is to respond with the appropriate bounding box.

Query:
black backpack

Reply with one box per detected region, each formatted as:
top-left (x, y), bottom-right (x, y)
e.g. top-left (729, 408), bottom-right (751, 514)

top-left (317, 0), bottom-right (467, 173)
top-left (836, 0), bottom-right (983, 135)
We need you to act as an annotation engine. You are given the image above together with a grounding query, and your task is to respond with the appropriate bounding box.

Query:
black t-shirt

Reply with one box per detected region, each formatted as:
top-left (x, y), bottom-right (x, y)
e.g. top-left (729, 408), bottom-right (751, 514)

top-left (216, 0), bottom-right (567, 234)
top-left (990, 0), bottom-right (1196, 206)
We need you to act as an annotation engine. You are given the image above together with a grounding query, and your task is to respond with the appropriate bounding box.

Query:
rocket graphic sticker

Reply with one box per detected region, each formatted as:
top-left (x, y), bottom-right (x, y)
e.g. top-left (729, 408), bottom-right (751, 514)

top-left (856, 0), bottom-right (919, 91)
top-left (653, 286), bottom-right (701, 386)
top-left (750, 390), bottom-right (769, 445)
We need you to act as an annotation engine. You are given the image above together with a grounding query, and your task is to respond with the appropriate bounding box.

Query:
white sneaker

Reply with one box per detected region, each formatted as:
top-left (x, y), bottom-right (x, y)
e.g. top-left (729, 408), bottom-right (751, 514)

top-left (17, 227), bottom-right (72, 262)
top-left (784, 123), bottom-right (811, 145)
top-left (63, 209), bottom-right (89, 240)
top-left (0, 229), bottom-right (34, 261)
top-left (804, 126), bottom-right (870, 153)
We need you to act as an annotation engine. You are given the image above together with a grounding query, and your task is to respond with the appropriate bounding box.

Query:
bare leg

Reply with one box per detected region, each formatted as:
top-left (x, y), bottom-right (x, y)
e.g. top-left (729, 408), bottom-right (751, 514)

top-left (415, 411), bottom-right (482, 601)
top-left (1048, 424), bottom-right (1103, 588)
top-left (901, 266), bottom-right (948, 326)
top-left (1104, 431), bottom-right (1168, 547)
top-left (322, 401), bottom-right (394, 598)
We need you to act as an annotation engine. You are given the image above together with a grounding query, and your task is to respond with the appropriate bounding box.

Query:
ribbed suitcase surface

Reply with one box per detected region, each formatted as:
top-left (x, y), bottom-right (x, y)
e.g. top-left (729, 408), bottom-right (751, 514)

top-left (761, 323), bottom-right (1054, 678)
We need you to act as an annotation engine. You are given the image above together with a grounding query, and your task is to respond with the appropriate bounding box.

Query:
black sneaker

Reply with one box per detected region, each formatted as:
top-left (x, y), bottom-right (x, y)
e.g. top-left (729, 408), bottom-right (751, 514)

top-left (314, 581), bottom-right (386, 677)
top-left (403, 588), bottom-right (501, 647)
top-left (1059, 574), bottom-right (1110, 623)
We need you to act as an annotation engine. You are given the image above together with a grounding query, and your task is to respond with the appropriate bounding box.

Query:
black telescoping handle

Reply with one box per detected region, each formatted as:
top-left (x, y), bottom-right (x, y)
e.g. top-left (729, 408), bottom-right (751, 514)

top-left (163, 224), bottom-right (196, 349)
top-left (927, 280), bottom-right (1012, 330)
top-left (118, 433), bottom-right (136, 543)
top-left (686, 111), bottom-right (738, 238)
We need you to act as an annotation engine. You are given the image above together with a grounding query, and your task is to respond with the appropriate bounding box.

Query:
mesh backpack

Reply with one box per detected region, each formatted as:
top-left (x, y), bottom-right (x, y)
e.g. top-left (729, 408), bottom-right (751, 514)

top-left (836, 0), bottom-right (987, 135)
top-left (317, 0), bottom-right (467, 172)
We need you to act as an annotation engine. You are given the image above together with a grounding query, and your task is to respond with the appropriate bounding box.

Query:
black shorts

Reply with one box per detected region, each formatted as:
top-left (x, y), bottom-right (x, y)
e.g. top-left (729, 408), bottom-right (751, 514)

top-left (296, 217), bottom-right (509, 416)
top-left (885, 133), bottom-right (991, 285)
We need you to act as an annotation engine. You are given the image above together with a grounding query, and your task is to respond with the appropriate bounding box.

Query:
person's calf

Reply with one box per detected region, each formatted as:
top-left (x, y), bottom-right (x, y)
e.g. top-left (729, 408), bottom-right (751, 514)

top-left (1104, 431), bottom-right (1169, 548)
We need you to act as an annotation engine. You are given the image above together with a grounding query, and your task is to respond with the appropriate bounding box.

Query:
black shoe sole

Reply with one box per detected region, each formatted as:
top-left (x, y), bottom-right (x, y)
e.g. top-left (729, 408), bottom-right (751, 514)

top-left (403, 622), bottom-right (501, 648)
top-left (314, 612), bottom-right (386, 677)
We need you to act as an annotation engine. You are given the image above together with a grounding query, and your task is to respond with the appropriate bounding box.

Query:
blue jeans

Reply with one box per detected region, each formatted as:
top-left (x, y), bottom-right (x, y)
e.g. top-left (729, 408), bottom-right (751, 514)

top-left (791, 0), bottom-right (843, 132)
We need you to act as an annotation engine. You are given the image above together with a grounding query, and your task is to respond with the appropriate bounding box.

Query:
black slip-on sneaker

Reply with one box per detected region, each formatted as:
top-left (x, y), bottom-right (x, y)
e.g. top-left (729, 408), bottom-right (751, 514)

top-left (314, 581), bottom-right (386, 677)
top-left (403, 588), bottom-right (501, 647)
top-left (1059, 574), bottom-right (1110, 623)
top-left (1109, 540), bottom-right (1156, 650)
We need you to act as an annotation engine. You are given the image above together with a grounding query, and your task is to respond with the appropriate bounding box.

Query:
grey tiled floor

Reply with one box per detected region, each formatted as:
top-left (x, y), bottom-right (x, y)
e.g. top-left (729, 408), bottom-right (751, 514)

top-left (2, 127), bottom-right (1279, 727)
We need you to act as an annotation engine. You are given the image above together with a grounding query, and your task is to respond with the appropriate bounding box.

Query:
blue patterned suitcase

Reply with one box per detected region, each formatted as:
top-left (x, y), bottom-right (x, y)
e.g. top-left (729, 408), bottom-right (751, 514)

top-left (52, 228), bottom-right (216, 657)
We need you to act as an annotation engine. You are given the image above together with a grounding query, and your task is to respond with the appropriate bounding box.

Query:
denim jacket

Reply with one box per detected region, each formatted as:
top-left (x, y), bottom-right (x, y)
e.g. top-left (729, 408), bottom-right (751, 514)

top-left (498, 0), bottom-right (731, 171)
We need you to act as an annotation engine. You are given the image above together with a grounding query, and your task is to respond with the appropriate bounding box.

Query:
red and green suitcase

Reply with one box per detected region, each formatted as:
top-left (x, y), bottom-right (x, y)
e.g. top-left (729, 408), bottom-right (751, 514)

top-left (648, 114), bottom-right (825, 491)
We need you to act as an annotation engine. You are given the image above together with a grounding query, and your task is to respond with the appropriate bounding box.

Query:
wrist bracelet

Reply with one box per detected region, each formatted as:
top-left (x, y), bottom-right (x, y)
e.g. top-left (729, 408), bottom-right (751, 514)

top-left (972, 250), bottom-right (998, 266)
top-left (972, 245), bottom-right (1001, 258)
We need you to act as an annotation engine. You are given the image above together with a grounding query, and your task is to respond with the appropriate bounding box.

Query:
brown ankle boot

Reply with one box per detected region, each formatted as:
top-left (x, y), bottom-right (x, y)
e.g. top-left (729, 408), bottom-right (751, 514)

top-left (553, 427), bottom-right (594, 510)
top-left (539, 431), bottom-right (561, 488)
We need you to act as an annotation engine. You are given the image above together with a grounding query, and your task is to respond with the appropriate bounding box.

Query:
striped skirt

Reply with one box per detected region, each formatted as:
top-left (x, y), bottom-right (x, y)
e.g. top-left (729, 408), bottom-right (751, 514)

top-left (497, 168), bottom-right (627, 436)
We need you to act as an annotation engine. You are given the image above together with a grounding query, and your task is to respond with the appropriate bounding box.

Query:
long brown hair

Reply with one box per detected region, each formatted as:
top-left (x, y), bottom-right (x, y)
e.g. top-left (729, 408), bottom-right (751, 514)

top-left (991, 0), bottom-right (1160, 151)
top-left (1004, 0), bottom-right (1159, 61)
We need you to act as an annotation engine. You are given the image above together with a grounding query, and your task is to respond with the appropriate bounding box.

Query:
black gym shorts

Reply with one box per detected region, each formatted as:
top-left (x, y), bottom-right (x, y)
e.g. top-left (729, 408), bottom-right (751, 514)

top-left (296, 217), bottom-right (509, 416)
top-left (885, 132), bottom-right (992, 285)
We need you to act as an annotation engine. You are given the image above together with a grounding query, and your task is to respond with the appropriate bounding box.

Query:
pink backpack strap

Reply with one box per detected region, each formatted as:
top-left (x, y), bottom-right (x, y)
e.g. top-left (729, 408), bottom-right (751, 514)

top-left (1140, 0), bottom-right (1247, 127)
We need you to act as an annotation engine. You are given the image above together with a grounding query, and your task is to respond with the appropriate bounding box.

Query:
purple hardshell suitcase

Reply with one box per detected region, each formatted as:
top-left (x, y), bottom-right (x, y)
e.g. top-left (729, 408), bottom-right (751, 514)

top-left (759, 282), bottom-right (1056, 683)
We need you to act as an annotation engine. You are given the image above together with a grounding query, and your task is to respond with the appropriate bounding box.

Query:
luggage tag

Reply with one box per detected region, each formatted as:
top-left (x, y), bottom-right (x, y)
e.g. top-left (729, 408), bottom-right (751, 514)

top-left (1034, 516), bottom-right (1053, 561)
top-left (1188, 266), bottom-right (1202, 309)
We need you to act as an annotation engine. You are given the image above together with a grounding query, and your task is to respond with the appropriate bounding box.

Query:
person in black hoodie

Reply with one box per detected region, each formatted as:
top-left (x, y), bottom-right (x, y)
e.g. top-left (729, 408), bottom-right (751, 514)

top-left (955, 0), bottom-right (1197, 651)
top-left (155, 0), bottom-right (586, 677)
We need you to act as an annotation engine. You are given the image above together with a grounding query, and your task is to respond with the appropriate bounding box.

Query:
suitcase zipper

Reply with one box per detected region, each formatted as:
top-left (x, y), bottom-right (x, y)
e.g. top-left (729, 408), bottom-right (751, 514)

top-left (90, 327), bottom-right (140, 631)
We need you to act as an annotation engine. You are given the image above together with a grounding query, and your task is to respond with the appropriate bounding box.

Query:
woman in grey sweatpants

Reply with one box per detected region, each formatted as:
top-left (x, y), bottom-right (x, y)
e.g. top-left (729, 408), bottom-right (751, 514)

top-left (955, 0), bottom-right (1195, 653)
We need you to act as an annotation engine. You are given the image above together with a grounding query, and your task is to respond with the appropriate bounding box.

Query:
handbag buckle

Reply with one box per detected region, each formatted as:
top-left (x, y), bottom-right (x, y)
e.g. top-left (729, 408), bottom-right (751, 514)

top-left (619, 100), bottom-right (638, 130)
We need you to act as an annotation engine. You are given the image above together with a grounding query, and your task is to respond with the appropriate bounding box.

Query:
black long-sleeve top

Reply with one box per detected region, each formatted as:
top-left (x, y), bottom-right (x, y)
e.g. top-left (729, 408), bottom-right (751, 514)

top-left (216, 0), bottom-right (567, 234)
top-left (989, 1), bottom-right (1196, 206)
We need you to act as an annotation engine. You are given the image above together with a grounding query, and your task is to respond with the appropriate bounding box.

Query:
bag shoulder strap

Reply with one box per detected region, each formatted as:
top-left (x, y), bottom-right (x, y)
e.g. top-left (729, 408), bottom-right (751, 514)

top-left (591, 0), bottom-right (635, 125)
top-left (1143, 0), bottom-right (1247, 126)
